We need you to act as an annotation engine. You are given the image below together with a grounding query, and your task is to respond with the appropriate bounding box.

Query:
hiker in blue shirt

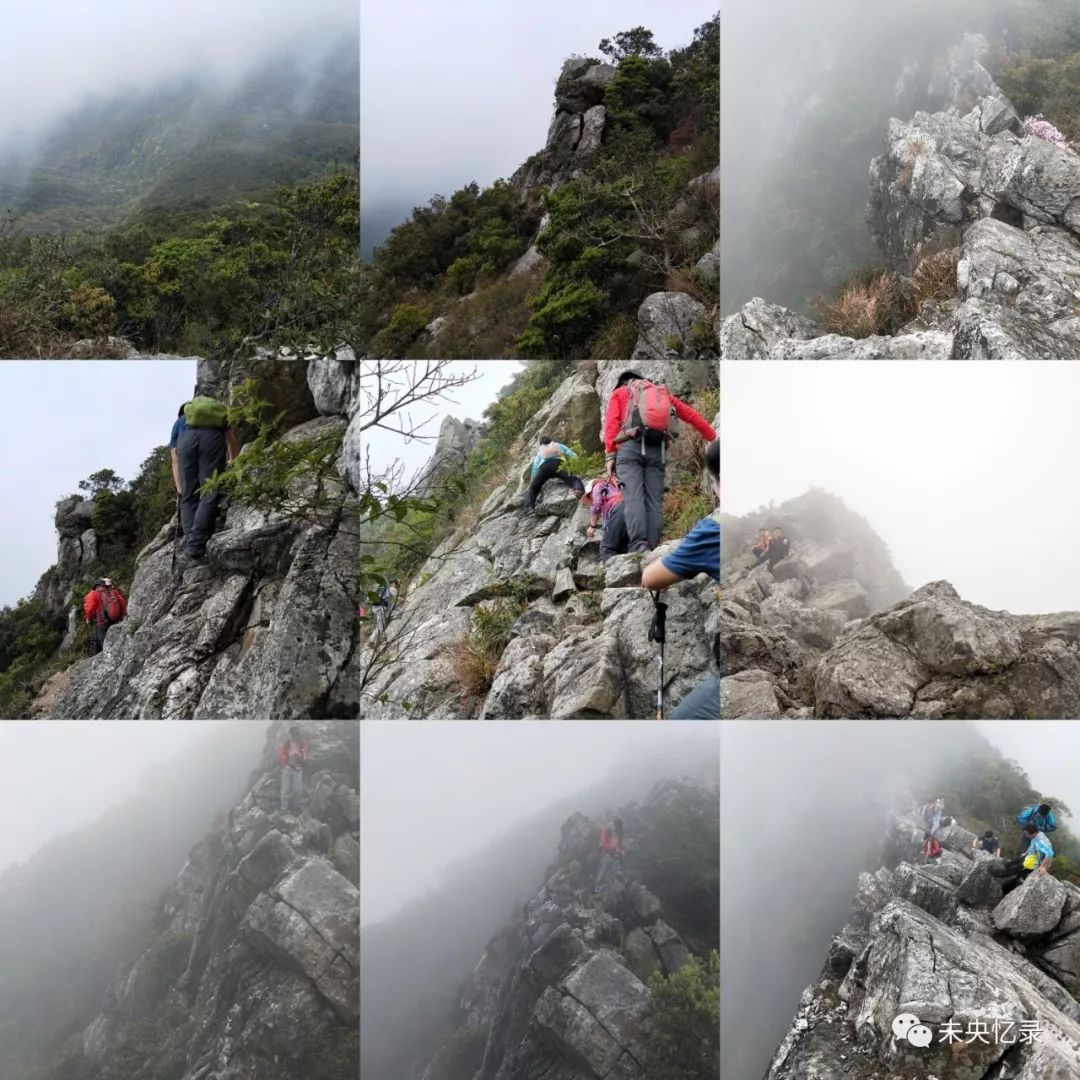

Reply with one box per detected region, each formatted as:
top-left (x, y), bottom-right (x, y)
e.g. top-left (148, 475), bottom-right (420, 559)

top-left (1015, 802), bottom-right (1056, 848)
top-left (523, 436), bottom-right (585, 515)
top-left (992, 823), bottom-right (1055, 893)
top-left (640, 438), bottom-right (720, 719)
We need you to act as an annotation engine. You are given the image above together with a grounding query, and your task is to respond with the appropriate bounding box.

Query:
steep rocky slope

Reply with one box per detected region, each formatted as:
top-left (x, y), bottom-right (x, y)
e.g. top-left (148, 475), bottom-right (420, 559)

top-left (721, 34), bottom-right (1080, 359)
top-left (417, 777), bottom-right (718, 1080)
top-left (767, 802), bottom-right (1080, 1079)
top-left (36, 354), bottom-right (360, 719)
top-left (360, 358), bottom-right (720, 719)
top-left (722, 491), bottom-right (1080, 719)
top-left (74, 720), bottom-right (358, 1080)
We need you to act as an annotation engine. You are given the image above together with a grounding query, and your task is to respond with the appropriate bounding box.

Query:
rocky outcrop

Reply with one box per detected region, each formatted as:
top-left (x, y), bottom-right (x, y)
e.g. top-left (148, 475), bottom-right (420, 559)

top-left (361, 359), bottom-right (719, 719)
top-left (418, 779), bottom-right (714, 1080)
top-left (38, 355), bottom-right (360, 719)
top-left (722, 491), bottom-right (1080, 719)
top-left (418, 415), bottom-right (484, 496)
top-left (722, 34), bottom-right (1080, 359)
top-left (767, 803), bottom-right (1080, 1079)
top-left (78, 720), bottom-right (358, 1080)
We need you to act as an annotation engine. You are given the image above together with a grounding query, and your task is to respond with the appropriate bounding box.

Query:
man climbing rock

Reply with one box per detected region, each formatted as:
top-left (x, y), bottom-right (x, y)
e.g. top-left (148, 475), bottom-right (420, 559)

top-left (1015, 802), bottom-right (1056, 848)
top-left (83, 578), bottom-right (127, 655)
top-left (973, 829), bottom-right (1001, 856)
top-left (523, 436), bottom-right (584, 516)
top-left (371, 580), bottom-right (400, 645)
top-left (278, 725), bottom-right (309, 814)
top-left (991, 822), bottom-right (1054, 893)
top-left (583, 476), bottom-right (627, 563)
top-left (177, 390), bottom-right (240, 564)
top-left (641, 438), bottom-right (720, 719)
top-left (602, 370), bottom-right (716, 553)
top-left (593, 817), bottom-right (624, 896)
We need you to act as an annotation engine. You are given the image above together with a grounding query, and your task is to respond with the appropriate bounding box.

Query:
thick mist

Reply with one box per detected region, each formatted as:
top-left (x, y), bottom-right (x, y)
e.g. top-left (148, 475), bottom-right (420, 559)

top-left (721, 361), bottom-right (1080, 615)
top-left (721, 0), bottom-right (1016, 313)
top-left (720, 720), bottom-right (1008, 1079)
top-left (0, 0), bottom-right (356, 146)
top-left (360, 722), bottom-right (719, 1080)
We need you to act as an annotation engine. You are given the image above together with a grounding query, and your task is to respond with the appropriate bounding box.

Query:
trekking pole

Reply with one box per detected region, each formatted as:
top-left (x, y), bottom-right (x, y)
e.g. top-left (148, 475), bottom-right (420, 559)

top-left (171, 493), bottom-right (180, 574)
top-left (648, 590), bottom-right (667, 720)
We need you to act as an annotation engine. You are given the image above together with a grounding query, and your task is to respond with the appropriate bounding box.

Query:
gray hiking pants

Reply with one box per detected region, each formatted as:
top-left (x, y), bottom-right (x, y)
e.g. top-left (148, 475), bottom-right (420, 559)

top-left (178, 427), bottom-right (227, 556)
top-left (599, 503), bottom-right (629, 564)
top-left (671, 674), bottom-right (720, 719)
top-left (615, 442), bottom-right (666, 552)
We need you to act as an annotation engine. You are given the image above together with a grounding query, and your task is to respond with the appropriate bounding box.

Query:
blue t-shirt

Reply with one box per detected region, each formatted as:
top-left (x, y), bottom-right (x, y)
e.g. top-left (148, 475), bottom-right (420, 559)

top-left (661, 518), bottom-right (720, 582)
top-left (169, 416), bottom-right (187, 449)
top-left (1023, 832), bottom-right (1054, 868)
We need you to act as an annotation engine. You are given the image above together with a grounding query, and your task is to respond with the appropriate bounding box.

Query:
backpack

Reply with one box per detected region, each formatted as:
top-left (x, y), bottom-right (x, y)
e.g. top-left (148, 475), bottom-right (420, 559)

top-left (184, 396), bottom-right (228, 429)
top-left (619, 380), bottom-right (677, 446)
top-left (100, 587), bottom-right (124, 624)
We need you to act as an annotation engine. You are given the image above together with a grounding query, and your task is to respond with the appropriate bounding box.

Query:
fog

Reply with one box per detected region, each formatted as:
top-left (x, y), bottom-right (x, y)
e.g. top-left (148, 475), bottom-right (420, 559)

top-left (721, 0), bottom-right (1014, 313)
top-left (360, 720), bottom-right (719, 1080)
top-left (720, 719), bottom-right (1075, 1079)
top-left (361, 0), bottom-right (717, 255)
top-left (721, 362), bottom-right (1080, 614)
top-left (0, 0), bottom-right (356, 147)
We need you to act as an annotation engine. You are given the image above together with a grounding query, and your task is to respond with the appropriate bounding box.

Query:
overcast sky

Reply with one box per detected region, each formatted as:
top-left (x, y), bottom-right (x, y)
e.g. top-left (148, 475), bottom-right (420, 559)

top-left (0, 0), bottom-right (356, 144)
top-left (360, 360), bottom-right (524, 490)
top-left (722, 362), bottom-right (1080, 614)
top-left (0, 721), bottom-right (265, 874)
top-left (976, 721), bottom-right (1080, 817)
top-left (0, 360), bottom-right (196, 609)
top-left (361, 0), bottom-right (717, 240)
top-left (360, 720), bottom-right (718, 926)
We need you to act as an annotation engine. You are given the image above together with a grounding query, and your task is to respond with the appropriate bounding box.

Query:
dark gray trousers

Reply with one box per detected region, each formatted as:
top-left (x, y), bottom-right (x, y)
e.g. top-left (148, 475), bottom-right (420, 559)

top-left (178, 427), bottom-right (227, 555)
top-left (615, 442), bottom-right (666, 551)
top-left (599, 503), bottom-right (629, 563)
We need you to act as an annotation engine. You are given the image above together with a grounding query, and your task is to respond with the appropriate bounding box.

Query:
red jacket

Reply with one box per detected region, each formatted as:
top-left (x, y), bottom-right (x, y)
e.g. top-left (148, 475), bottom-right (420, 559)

top-left (278, 740), bottom-right (309, 769)
top-left (924, 837), bottom-right (942, 859)
top-left (602, 384), bottom-right (717, 455)
top-left (83, 586), bottom-right (127, 625)
top-left (599, 826), bottom-right (625, 858)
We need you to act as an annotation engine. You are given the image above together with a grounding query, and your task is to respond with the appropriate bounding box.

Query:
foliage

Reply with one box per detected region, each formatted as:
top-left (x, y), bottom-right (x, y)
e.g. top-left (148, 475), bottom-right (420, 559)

top-left (644, 952), bottom-right (719, 1080)
top-left (815, 266), bottom-right (897, 338)
top-left (370, 301), bottom-right (432, 358)
top-left (605, 55), bottom-right (675, 144)
top-left (78, 468), bottom-right (124, 496)
top-left (561, 440), bottom-right (606, 480)
top-left (113, 998), bottom-right (191, 1080)
top-left (599, 26), bottom-right (663, 61)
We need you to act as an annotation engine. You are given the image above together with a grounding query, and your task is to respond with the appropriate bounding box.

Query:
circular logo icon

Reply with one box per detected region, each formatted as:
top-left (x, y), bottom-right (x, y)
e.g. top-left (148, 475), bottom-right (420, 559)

top-left (908, 1023), bottom-right (933, 1048)
top-left (892, 1013), bottom-right (920, 1041)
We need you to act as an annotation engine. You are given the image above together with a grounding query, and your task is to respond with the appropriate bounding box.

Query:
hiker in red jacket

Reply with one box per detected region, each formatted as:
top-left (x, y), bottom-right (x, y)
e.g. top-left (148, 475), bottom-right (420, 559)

top-left (602, 370), bottom-right (717, 553)
top-left (923, 832), bottom-right (942, 864)
top-left (593, 817), bottom-right (625, 895)
top-left (83, 578), bottom-right (127, 655)
top-left (278, 726), bottom-right (309, 814)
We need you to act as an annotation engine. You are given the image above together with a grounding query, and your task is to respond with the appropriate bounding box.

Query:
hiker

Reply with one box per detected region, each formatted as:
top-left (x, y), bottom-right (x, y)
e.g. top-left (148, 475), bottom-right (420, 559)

top-left (583, 476), bottom-right (628, 564)
top-left (524, 437), bottom-right (585, 515)
top-left (972, 830), bottom-right (1001, 856)
top-left (923, 831), bottom-right (942, 864)
top-left (603, 370), bottom-right (717, 553)
top-left (177, 390), bottom-right (240, 564)
top-left (751, 528), bottom-right (771, 561)
top-left (593, 817), bottom-right (625, 895)
top-left (991, 823), bottom-right (1054, 893)
top-left (169, 403), bottom-right (188, 536)
top-left (640, 438), bottom-right (720, 719)
top-left (928, 797), bottom-right (945, 835)
top-left (278, 725), bottom-right (309, 814)
top-left (1016, 802), bottom-right (1056, 847)
top-left (83, 577), bottom-right (127, 655)
top-left (371, 580), bottom-right (400, 645)
top-left (766, 528), bottom-right (790, 570)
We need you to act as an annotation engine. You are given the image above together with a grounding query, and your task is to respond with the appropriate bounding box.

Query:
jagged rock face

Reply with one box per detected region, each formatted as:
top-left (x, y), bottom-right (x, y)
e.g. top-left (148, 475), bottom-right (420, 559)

top-left (419, 780), bottom-right (710, 1080)
top-left (362, 359), bottom-right (719, 719)
top-left (722, 33), bottom-right (1080, 359)
top-left (80, 721), bottom-right (358, 1080)
top-left (768, 804), bottom-right (1080, 1079)
top-left (40, 359), bottom-right (360, 719)
top-left (419, 415), bottom-right (484, 496)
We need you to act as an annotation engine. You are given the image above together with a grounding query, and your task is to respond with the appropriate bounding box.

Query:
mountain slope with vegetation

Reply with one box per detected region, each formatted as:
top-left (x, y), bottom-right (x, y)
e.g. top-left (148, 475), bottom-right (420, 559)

top-left (360, 17), bottom-right (718, 361)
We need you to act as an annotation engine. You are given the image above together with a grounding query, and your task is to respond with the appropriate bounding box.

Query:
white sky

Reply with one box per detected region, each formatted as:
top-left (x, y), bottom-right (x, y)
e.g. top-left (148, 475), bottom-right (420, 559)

top-left (0, 0), bottom-right (355, 143)
top-left (0, 721), bottom-right (264, 874)
top-left (360, 0), bottom-right (718, 224)
top-left (721, 362), bottom-right (1080, 614)
top-left (0, 360), bottom-right (196, 609)
top-left (360, 721), bottom-right (717, 925)
top-left (360, 360), bottom-right (524, 489)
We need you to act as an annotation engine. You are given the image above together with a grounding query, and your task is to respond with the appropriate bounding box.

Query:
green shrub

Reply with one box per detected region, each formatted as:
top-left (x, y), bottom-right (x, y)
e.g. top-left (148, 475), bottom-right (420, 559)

top-left (370, 301), bottom-right (432, 358)
top-left (644, 952), bottom-right (719, 1080)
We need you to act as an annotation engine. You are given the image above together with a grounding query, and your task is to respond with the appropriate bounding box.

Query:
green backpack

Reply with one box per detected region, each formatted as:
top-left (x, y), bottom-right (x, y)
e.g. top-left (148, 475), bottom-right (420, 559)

top-left (184, 396), bottom-right (228, 429)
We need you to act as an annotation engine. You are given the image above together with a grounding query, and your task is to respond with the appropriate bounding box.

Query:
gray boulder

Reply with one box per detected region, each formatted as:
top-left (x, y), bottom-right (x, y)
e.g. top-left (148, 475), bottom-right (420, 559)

top-left (630, 291), bottom-right (712, 361)
top-left (957, 859), bottom-right (1004, 907)
top-left (993, 873), bottom-right (1068, 937)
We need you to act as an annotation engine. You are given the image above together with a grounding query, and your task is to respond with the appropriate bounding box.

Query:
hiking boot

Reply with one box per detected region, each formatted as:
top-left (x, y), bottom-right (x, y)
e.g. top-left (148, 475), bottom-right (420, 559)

top-left (522, 507), bottom-right (535, 518)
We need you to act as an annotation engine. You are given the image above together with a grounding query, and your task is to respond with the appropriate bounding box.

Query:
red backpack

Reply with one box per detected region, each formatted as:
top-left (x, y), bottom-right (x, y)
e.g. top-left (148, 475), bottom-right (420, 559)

top-left (618, 380), bottom-right (678, 458)
top-left (101, 587), bottom-right (125, 623)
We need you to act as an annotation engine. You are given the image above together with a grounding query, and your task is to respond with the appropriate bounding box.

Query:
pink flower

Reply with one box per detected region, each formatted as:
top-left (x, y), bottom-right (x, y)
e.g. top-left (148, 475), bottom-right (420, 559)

top-left (1023, 114), bottom-right (1070, 151)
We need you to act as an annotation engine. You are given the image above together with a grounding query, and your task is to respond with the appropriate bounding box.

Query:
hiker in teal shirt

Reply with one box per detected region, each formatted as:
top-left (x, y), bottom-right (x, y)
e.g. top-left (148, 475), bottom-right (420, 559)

top-left (523, 436), bottom-right (585, 515)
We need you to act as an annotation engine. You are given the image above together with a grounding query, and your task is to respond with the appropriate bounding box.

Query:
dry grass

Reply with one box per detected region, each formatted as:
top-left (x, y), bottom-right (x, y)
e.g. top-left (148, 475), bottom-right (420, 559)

top-left (590, 312), bottom-right (640, 359)
top-left (909, 246), bottom-right (960, 309)
top-left (665, 266), bottom-right (712, 305)
top-left (444, 635), bottom-right (497, 698)
top-left (816, 270), bottom-right (897, 338)
top-left (434, 274), bottom-right (537, 359)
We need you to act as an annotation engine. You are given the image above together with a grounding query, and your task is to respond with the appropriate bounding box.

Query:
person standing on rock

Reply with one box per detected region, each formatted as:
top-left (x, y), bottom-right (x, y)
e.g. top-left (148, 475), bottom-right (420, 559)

top-left (765, 528), bottom-right (790, 571)
top-left (583, 476), bottom-right (627, 563)
top-left (278, 725), bottom-right (309, 814)
top-left (177, 390), bottom-right (240, 565)
top-left (641, 438), bottom-right (720, 719)
top-left (524, 437), bottom-right (584, 516)
top-left (593, 817), bottom-right (625, 896)
top-left (1015, 802), bottom-right (1056, 848)
top-left (603, 370), bottom-right (717, 553)
top-left (83, 578), bottom-right (128, 655)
